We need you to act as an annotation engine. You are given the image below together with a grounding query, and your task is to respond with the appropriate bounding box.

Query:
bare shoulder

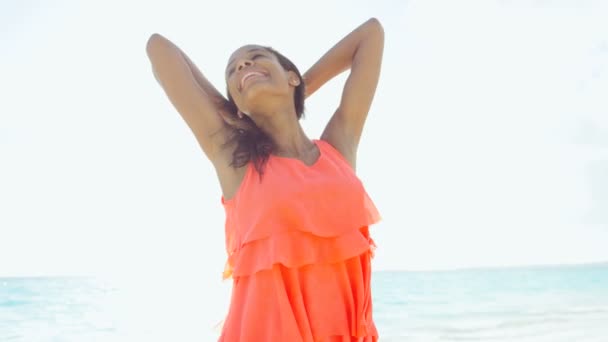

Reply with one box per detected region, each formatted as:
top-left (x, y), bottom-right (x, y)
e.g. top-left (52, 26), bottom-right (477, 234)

top-left (319, 130), bottom-right (357, 172)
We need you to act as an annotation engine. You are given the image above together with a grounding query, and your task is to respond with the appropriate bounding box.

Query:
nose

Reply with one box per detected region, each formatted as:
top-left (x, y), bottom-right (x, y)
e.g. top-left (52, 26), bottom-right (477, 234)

top-left (236, 59), bottom-right (253, 71)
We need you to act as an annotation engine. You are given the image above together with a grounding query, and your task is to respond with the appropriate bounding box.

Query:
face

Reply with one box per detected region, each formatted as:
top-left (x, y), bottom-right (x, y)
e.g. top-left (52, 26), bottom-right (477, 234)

top-left (225, 45), bottom-right (300, 116)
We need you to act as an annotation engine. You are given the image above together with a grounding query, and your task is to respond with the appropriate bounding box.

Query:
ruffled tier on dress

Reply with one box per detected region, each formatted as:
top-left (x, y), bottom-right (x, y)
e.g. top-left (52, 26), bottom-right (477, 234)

top-left (222, 183), bottom-right (381, 280)
top-left (219, 228), bottom-right (379, 342)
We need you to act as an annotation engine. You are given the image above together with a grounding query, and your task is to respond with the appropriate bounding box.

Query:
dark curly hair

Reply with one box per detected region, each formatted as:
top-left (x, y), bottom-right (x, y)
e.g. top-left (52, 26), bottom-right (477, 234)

top-left (221, 46), bottom-right (306, 179)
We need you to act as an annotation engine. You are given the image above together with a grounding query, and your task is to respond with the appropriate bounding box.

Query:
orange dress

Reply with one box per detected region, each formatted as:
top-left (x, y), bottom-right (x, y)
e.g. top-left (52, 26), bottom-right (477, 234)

top-left (219, 139), bottom-right (382, 342)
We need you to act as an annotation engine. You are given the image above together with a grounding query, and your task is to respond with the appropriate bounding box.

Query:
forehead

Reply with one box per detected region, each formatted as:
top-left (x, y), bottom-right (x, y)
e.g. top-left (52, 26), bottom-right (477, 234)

top-left (227, 45), bottom-right (269, 65)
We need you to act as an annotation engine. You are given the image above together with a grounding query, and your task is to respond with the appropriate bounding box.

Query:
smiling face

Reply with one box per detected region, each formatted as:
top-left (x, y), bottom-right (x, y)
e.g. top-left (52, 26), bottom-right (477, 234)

top-left (225, 45), bottom-right (301, 117)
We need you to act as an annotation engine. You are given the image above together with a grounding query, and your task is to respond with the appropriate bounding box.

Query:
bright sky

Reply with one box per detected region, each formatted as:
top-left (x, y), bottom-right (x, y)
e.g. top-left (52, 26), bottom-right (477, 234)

top-left (2, 0), bottom-right (608, 281)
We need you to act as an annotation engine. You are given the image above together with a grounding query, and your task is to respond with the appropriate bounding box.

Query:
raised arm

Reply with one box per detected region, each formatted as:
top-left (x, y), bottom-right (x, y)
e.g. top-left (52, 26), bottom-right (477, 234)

top-left (146, 33), bottom-right (232, 162)
top-left (303, 18), bottom-right (384, 170)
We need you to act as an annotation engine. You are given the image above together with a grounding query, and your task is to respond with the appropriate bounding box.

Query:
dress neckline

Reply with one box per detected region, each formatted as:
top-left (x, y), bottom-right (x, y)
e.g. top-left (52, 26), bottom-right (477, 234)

top-left (270, 139), bottom-right (322, 168)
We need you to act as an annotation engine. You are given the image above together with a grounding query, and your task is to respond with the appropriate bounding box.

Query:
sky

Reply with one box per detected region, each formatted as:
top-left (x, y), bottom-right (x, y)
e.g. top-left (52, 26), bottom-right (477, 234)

top-left (1, 0), bottom-right (608, 281)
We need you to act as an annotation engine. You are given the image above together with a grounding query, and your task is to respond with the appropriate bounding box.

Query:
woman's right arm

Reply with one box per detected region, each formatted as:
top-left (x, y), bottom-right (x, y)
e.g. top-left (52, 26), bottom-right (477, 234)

top-left (145, 33), bottom-right (230, 162)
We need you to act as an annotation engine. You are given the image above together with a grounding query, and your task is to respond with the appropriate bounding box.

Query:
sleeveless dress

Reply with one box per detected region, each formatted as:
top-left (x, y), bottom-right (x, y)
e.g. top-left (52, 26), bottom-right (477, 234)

top-left (219, 139), bottom-right (382, 342)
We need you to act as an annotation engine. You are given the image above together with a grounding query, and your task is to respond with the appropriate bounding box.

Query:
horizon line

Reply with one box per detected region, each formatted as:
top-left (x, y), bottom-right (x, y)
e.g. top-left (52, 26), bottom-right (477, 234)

top-left (374, 260), bottom-right (608, 273)
top-left (2, 260), bottom-right (608, 278)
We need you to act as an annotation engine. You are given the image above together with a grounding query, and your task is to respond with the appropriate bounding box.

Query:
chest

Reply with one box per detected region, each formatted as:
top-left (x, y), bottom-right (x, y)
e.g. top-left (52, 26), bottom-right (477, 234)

top-left (231, 158), bottom-right (367, 236)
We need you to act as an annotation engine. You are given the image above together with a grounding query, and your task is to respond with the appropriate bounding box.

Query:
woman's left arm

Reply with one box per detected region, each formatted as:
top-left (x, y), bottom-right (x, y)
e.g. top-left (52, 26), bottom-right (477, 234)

top-left (303, 18), bottom-right (384, 169)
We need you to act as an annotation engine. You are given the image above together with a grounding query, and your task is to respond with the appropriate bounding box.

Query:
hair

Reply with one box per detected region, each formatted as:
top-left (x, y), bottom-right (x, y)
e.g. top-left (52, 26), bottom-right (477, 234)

top-left (222, 46), bottom-right (306, 179)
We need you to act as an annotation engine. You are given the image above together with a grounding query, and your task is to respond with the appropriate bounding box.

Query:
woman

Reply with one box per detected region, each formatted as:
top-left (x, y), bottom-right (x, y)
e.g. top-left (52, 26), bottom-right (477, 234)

top-left (146, 18), bottom-right (384, 341)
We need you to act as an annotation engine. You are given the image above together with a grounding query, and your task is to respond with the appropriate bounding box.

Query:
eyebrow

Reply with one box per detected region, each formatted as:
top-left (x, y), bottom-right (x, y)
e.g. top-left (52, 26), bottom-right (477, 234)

top-left (226, 47), bottom-right (266, 74)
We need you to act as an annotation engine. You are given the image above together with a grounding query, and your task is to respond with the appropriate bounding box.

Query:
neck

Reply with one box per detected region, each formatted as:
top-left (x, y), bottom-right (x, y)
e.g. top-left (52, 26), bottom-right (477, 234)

top-left (250, 103), bottom-right (312, 157)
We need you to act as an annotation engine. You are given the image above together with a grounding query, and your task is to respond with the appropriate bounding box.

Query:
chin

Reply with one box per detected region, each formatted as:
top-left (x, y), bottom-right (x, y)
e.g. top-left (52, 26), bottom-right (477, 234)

top-left (240, 83), bottom-right (286, 111)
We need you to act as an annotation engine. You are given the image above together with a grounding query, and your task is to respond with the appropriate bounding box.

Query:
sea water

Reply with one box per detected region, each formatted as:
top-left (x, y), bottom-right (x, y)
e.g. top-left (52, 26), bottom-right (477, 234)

top-left (373, 263), bottom-right (608, 341)
top-left (1, 263), bottom-right (608, 341)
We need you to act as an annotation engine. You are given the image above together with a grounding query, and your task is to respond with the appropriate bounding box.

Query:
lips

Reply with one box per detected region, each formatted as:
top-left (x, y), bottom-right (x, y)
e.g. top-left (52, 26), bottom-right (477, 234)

top-left (239, 71), bottom-right (267, 91)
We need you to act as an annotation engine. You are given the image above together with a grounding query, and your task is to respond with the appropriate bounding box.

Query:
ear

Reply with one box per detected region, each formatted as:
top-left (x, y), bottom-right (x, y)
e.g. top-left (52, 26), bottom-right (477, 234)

top-left (287, 71), bottom-right (301, 86)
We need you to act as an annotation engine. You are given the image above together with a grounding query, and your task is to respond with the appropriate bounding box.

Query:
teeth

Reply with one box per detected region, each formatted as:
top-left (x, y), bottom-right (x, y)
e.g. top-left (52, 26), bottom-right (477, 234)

top-left (240, 72), bottom-right (265, 89)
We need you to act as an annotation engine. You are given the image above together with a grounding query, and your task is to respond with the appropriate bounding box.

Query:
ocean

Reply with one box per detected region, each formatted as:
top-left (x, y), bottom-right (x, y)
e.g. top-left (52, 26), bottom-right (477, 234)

top-left (1, 263), bottom-right (607, 341)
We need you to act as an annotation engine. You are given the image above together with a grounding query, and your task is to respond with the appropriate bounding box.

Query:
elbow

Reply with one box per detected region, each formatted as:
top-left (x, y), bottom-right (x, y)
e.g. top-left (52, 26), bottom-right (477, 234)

top-left (146, 33), bottom-right (166, 56)
top-left (366, 18), bottom-right (384, 37)
top-left (146, 33), bottom-right (158, 56)
top-left (146, 34), bottom-right (165, 82)
top-left (367, 17), bottom-right (381, 26)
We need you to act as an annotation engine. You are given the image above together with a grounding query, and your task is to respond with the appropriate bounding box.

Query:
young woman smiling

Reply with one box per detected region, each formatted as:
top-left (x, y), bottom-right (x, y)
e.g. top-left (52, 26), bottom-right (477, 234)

top-left (146, 18), bottom-right (384, 341)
